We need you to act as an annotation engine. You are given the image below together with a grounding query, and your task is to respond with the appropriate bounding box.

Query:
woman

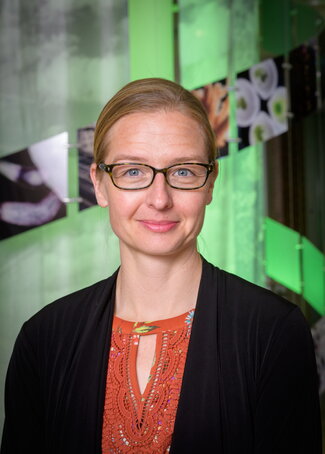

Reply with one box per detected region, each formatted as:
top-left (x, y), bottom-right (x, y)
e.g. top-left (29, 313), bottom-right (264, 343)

top-left (1, 78), bottom-right (321, 453)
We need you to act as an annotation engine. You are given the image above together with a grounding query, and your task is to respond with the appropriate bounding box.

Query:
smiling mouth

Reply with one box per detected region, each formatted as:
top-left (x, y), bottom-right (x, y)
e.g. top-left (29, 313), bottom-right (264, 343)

top-left (139, 220), bottom-right (179, 233)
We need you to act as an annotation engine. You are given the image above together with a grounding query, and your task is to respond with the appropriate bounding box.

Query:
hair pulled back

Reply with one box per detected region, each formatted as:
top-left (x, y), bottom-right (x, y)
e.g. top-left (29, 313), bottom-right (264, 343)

top-left (93, 78), bottom-right (217, 165)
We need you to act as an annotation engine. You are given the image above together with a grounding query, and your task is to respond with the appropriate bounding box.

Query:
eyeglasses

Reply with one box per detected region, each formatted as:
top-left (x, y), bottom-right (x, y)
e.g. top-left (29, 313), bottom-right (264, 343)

top-left (98, 162), bottom-right (214, 190)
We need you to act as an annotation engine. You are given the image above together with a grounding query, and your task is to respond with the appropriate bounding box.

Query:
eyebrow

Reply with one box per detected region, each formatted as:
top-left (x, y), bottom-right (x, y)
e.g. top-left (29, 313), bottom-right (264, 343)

top-left (109, 154), bottom-right (209, 164)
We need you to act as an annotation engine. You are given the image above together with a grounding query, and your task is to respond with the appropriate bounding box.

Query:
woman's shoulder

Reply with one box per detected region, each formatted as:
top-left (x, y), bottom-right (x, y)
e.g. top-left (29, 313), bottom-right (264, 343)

top-left (201, 259), bottom-right (313, 363)
top-left (22, 269), bottom-right (118, 337)
top-left (202, 258), bottom-right (301, 325)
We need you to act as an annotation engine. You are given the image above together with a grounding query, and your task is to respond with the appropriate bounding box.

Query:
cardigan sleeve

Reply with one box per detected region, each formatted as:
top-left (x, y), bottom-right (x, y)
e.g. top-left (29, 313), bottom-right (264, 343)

top-left (1, 276), bottom-right (116, 454)
top-left (1, 324), bottom-right (44, 454)
top-left (254, 307), bottom-right (322, 453)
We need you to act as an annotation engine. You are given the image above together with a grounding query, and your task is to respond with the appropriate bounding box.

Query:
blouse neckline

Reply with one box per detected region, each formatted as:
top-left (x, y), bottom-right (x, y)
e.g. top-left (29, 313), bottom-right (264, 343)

top-left (113, 309), bottom-right (195, 335)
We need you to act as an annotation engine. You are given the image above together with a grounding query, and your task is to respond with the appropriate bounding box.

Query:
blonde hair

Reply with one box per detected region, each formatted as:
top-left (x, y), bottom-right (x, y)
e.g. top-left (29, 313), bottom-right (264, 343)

top-left (93, 78), bottom-right (218, 165)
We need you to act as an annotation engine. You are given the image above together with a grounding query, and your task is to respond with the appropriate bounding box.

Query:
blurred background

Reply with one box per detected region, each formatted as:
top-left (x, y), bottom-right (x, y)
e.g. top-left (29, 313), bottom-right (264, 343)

top-left (0, 0), bottom-right (324, 446)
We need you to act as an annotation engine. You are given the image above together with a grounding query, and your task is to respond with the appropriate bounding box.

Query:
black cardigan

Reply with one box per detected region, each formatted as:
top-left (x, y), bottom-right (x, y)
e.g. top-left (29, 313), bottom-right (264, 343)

top-left (1, 259), bottom-right (322, 453)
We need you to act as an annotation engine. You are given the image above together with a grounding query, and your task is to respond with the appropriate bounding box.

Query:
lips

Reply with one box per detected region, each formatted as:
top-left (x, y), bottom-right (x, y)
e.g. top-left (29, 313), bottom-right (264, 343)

top-left (139, 220), bottom-right (179, 233)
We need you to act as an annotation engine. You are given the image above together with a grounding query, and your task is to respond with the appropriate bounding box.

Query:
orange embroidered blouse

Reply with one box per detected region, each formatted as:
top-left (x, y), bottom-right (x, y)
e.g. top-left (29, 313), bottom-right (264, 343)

top-left (101, 309), bottom-right (195, 453)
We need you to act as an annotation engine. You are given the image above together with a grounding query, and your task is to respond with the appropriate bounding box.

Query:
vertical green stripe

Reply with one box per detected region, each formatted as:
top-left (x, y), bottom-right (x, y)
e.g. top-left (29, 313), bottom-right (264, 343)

top-left (128, 0), bottom-right (175, 81)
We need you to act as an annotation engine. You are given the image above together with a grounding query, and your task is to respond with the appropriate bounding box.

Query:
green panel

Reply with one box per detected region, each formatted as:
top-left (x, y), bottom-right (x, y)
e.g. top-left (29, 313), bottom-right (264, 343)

top-left (302, 237), bottom-right (325, 315)
top-left (193, 0), bottom-right (265, 288)
top-left (199, 144), bottom-right (265, 287)
top-left (293, 2), bottom-right (325, 46)
top-left (260, 0), bottom-right (292, 55)
top-left (179, 0), bottom-right (259, 90)
top-left (128, 0), bottom-right (174, 81)
top-left (260, 0), bottom-right (325, 55)
top-left (179, 0), bottom-right (230, 89)
top-left (264, 217), bottom-right (302, 293)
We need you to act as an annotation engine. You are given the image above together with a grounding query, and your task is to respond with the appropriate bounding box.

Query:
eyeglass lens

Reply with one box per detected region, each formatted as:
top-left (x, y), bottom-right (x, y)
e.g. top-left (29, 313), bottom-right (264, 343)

top-left (111, 164), bottom-right (208, 189)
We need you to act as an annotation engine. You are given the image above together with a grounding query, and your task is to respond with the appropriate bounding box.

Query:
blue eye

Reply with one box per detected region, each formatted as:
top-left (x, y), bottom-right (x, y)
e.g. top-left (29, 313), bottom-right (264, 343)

top-left (127, 168), bottom-right (141, 177)
top-left (174, 168), bottom-right (194, 177)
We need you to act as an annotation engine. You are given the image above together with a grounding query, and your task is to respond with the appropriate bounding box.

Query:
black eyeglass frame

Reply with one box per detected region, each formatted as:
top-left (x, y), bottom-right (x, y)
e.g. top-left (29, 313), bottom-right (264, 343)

top-left (97, 161), bottom-right (215, 190)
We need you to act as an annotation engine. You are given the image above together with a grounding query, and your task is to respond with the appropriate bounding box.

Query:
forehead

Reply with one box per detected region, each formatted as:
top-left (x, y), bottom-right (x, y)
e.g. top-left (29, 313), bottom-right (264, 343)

top-left (104, 110), bottom-right (207, 163)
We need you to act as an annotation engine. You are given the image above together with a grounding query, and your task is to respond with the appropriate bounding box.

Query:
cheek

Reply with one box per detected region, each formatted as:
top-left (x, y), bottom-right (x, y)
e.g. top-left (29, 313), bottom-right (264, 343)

top-left (178, 192), bottom-right (209, 220)
top-left (107, 191), bottom-right (140, 221)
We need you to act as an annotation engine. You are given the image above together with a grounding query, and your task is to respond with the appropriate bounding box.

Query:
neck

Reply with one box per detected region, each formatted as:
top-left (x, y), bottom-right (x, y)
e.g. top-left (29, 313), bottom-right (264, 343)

top-left (115, 246), bottom-right (202, 321)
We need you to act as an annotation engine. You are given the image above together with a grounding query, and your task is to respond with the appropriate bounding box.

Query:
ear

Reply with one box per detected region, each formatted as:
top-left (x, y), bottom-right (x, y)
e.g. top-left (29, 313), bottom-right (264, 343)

top-left (90, 163), bottom-right (109, 207)
top-left (206, 161), bottom-right (218, 205)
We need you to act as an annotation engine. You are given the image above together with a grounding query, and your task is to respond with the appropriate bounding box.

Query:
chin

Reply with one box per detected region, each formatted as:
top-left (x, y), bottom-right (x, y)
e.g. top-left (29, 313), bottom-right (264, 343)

top-left (123, 236), bottom-right (198, 259)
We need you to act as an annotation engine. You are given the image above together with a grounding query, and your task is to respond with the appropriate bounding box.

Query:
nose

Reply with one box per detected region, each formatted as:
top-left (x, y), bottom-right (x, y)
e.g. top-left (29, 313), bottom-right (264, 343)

top-left (145, 172), bottom-right (173, 210)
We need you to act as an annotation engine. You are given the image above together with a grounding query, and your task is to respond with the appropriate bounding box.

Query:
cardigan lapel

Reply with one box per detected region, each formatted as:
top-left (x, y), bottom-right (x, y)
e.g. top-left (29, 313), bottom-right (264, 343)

top-left (170, 259), bottom-right (224, 453)
top-left (52, 272), bottom-right (118, 454)
top-left (93, 275), bottom-right (117, 453)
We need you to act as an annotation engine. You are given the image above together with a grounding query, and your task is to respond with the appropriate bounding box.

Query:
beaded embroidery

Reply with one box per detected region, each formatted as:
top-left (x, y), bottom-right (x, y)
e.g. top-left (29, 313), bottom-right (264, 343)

top-left (102, 309), bottom-right (194, 453)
